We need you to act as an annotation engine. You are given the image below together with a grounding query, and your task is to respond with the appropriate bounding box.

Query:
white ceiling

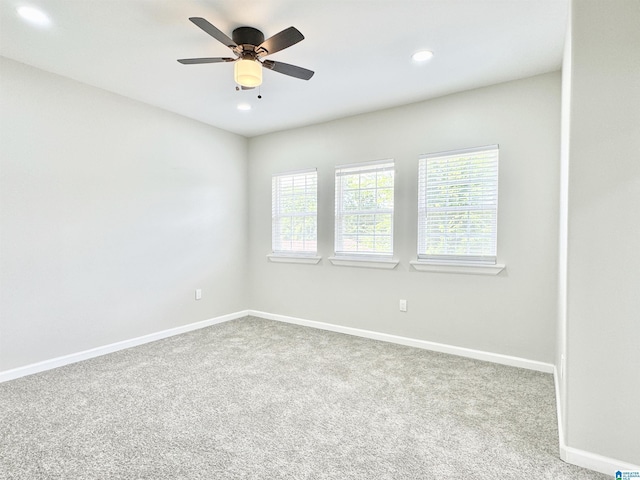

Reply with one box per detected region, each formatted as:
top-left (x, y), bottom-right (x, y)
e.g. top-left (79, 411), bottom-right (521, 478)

top-left (0, 0), bottom-right (569, 137)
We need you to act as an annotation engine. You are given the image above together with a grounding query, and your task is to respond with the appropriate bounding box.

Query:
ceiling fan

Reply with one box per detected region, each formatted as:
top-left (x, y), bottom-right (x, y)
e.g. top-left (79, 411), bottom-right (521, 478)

top-left (177, 17), bottom-right (314, 89)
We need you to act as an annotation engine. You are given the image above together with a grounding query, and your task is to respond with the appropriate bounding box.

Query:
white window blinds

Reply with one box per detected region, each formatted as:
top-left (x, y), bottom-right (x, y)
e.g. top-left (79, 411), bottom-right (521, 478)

top-left (335, 160), bottom-right (395, 257)
top-left (272, 169), bottom-right (318, 255)
top-left (417, 145), bottom-right (499, 264)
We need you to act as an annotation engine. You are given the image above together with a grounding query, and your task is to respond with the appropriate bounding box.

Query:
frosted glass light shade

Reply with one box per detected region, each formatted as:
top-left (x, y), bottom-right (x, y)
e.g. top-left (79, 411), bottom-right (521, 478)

top-left (234, 59), bottom-right (262, 87)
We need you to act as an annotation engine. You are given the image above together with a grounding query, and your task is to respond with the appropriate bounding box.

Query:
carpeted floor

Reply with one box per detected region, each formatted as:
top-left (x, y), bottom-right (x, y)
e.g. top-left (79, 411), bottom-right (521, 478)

top-left (0, 316), bottom-right (610, 479)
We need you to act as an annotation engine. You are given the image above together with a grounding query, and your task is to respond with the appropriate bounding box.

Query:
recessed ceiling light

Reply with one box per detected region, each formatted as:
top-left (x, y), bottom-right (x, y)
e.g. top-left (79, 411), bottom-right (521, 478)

top-left (237, 103), bottom-right (252, 111)
top-left (17, 5), bottom-right (51, 27)
top-left (412, 50), bottom-right (434, 62)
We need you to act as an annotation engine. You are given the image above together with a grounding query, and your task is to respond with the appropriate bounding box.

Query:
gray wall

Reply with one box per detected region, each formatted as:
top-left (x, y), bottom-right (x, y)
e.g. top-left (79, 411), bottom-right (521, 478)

top-left (3, 14), bottom-right (638, 466)
top-left (248, 72), bottom-right (561, 363)
top-left (561, 0), bottom-right (640, 465)
top-left (0, 58), bottom-right (248, 371)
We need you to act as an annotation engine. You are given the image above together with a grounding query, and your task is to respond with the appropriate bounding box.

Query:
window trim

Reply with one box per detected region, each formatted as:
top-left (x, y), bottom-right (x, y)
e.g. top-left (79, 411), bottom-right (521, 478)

top-left (271, 168), bottom-right (318, 258)
top-left (416, 145), bottom-right (500, 267)
top-left (267, 254), bottom-right (322, 265)
top-left (328, 256), bottom-right (399, 269)
top-left (410, 260), bottom-right (505, 275)
top-left (334, 159), bottom-right (395, 259)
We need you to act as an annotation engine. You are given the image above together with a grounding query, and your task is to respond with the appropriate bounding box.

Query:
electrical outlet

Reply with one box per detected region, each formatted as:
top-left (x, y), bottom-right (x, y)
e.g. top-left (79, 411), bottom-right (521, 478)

top-left (399, 299), bottom-right (407, 312)
top-left (195, 289), bottom-right (202, 300)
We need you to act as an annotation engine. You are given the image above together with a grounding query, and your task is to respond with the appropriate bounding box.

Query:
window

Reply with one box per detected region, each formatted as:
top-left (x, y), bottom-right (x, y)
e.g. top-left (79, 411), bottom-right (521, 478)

top-left (417, 145), bottom-right (499, 264)
top-left (334, 160), bottom-right (395, 257)
top-left (272, 169), bottom-right (317, 256)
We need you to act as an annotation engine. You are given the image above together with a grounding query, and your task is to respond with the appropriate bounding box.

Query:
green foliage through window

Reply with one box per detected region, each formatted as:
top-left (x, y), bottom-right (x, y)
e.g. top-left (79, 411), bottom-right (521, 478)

top-left (272, 170), bottom-right (318, 254)
top-left (418, 146), bottom-right (498, 263)
top-left (335, 160), bottom-right (395, 256)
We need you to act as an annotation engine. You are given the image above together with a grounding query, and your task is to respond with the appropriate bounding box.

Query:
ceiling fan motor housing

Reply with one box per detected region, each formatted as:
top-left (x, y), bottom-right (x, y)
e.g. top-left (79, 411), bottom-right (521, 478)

top-left (232, 27), bottom-right (265, 50)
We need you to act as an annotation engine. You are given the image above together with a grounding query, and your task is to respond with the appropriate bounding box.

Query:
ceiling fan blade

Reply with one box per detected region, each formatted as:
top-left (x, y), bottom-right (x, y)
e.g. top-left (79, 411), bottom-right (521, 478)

top-left (258, 27), bottom-right (304, 56)
top-left (262, 60), bottom-right (314, 80)
top-left (177, 57), bottom-right (236, 64)
top-left (189, 17), bottom-right (237, 49)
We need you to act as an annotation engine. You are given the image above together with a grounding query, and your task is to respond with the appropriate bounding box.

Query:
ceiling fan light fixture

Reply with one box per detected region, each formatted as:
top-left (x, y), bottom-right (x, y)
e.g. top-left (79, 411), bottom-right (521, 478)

top-left (234, 58), bottom-right (262, 87)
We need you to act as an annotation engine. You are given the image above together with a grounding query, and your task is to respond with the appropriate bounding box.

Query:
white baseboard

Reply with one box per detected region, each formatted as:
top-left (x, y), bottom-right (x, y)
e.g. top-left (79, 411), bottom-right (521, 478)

top-left (0, 310), bottom-right (249, 383)
top-left (562, 446), bottom-right (639, 477)
top-left (553, 367), bottom-right (639, 477)
top-left (0, 308), bottom-right (552, 382)
top-left (4, 308), bottom-right (637, 477)
top-left (248, 310), bottom-right (554, 373)
top-left (263, 309), bottom-right (637, 476)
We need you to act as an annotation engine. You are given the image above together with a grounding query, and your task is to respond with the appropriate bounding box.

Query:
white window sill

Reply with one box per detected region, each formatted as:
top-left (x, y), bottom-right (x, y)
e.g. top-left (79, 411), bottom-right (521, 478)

top-left (410, 260), bottom-right (505, 276)
top-left (267, 254), bottom-right (322, 265)
top-left (328, 256), bottom-right (399, 270)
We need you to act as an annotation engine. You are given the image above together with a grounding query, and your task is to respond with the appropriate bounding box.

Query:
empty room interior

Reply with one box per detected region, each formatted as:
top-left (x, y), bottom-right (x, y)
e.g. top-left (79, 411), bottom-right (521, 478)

top-left (1, 0), bottom-right (638, 478)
